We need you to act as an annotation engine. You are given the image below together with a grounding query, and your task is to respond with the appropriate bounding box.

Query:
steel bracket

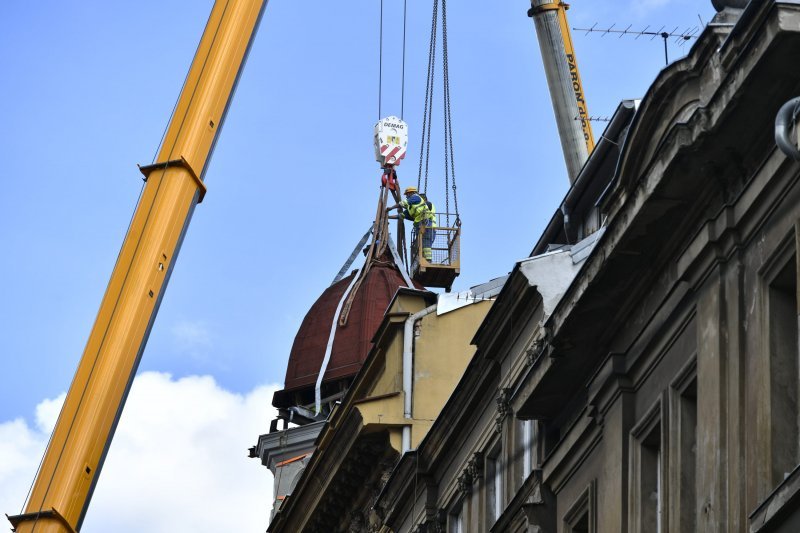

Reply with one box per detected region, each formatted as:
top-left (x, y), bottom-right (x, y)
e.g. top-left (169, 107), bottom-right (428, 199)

top-left (7, 507), bottom-right (78, 533)
top-left (527, 2), bottom-right (567, 17)
top-left (138, 155), bottom-right (207, 203)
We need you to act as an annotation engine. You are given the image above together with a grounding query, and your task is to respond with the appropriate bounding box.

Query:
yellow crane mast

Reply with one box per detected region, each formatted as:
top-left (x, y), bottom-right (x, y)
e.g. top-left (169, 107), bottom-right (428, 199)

top-left (529, 1), bottom-right (595, 181)
top-left (550, 1), bottom-right (594, 153)
top-left (8, 1), bottom-right (266, 532)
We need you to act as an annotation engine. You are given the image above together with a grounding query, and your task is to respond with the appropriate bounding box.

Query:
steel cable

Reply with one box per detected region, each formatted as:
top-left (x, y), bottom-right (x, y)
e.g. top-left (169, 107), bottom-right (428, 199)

top-left (378, 0), bottom-right (383, 120)
top-left (401, 0), bottom-right (408, 120)
top-left (442, 0), bottom-right (459, 221)
top-left (417, 0), bottom-right (438, 192)
top-left (417, 0), bottom-right (459, 223)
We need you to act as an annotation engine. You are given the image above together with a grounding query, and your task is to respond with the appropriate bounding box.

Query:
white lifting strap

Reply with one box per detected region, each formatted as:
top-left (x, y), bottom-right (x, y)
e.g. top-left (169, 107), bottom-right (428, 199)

top-left (389, 234), bottom-right (414, 288)
top-left (315, 268), bottom-right (362, 414)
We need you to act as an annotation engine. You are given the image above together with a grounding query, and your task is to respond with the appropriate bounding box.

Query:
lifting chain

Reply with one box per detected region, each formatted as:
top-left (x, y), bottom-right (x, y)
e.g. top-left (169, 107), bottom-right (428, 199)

top-left (417, 0), bottom-right (459, 225)
top-left (442, 0), bottom-right (459, 224)
top-left (418, 0), bottom-right (438, 194)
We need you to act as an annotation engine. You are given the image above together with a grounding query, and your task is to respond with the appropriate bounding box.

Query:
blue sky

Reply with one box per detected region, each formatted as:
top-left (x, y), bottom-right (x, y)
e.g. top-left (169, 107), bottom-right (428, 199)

top-left (0, 1), bottom-right (717, 530)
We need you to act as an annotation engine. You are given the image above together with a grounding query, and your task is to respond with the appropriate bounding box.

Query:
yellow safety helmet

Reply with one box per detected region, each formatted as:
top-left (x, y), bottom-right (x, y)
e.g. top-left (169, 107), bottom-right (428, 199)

top-left (404, 186), bottom-right (417, 195)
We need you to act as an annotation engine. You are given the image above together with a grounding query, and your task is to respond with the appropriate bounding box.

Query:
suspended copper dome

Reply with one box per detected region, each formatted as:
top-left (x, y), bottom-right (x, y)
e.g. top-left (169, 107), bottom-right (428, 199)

top-left (273, 257), bottom-right (420, 409)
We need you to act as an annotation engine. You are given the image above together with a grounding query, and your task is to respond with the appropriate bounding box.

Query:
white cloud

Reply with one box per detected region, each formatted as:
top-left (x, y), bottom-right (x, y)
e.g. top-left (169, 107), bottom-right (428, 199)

top-left (0, 391), bottom-right (67, 518)
top-left (0, 372), bottom-right (279, 532)
top-left (171, 319), bottom-right (213, 355)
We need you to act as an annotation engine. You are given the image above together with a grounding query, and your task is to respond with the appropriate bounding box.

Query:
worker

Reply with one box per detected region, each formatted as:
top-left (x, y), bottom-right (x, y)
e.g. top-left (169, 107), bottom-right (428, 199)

top-left (399, 186), bottom-right (437, 261)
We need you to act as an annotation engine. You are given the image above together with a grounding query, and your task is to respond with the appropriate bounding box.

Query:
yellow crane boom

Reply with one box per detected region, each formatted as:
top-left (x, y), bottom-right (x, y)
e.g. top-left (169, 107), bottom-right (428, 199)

top-left (550, 1), bottom-right (594, 153)
top-left (8, 2), bottom-right (266, 531)
top-left (529, 1), bottom-right (595, 182)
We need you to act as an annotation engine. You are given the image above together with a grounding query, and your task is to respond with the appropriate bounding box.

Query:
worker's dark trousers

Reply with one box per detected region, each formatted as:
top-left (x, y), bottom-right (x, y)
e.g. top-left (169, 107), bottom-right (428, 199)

top-left (421, 222), bottom-right (435, 261)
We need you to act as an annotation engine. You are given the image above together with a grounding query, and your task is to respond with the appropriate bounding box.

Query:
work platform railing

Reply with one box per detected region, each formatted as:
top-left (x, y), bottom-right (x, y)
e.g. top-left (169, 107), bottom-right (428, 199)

top-left (410, 212), bottom-right (460, 290)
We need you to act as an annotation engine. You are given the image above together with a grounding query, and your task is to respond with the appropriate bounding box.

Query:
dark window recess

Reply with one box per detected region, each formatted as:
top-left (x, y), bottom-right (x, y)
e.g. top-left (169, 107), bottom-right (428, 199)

top-left (571, 512), bottom-right (589, 533)
top-left (543, 421), bottom-right (560, 458)
top-left (640, 425), bottom-right (663, 532)
top-left (486, 444), bottom-right (503, 527)
top-left (677, 379), bottom-right (697, 532)
top-left (768, 254), bottom-right (799, 483)
top-left (563, 481), bottom-right (595, 533)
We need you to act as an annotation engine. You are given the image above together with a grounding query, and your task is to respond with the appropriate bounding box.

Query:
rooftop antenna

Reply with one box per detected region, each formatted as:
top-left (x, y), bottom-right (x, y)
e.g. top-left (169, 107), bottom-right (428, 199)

top-left (573, 24), bottom-right (700, 65)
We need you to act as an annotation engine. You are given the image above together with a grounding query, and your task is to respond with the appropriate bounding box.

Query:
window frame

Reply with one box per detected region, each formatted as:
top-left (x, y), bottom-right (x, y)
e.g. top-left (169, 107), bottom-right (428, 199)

top-left (562, 479), bottom-right (596, 533)
top-left (669, 357), bottom-right (698, 532)
top-left (485, 440), bottom-right (504, 527)
top-left (759, 234), bottom-right (799, 486)
top-left (448, 496), bottom-right (466, 533)
top-left (628, 396), bottom-right (668, 533)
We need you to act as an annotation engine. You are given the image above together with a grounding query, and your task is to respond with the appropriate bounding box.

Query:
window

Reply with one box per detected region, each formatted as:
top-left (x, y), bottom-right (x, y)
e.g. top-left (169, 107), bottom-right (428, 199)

top-left (515, 419), bottom-right (538, 488)
top-left (670, 364), bottom-right (697, 532)
top-left (640, 427), bottom-right (663, 532)
top-left (524, 419), bottom-right (538, 474)
top-left (563, 481), bottom-right (596, 533)
top-left (629, 401), bottom-right (664, 533)
top-left (449, 502), bottom-right (464, 533)
top-left (486, 443), bottom-right (503, 526)
top-left (766, 252), bottom-right (799, 482)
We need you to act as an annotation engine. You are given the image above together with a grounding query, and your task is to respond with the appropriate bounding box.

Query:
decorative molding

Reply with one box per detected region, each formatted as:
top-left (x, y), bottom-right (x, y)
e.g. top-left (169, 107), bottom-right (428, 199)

top-left (467, 451), bottom-right (484, 481)
top-left (415, 509), bottom-right (446, 533)
top-left (525, 339), bottom-right (543, 366)
top-left (433, 509), bottom-right (447, 533)
top-left (457, 469), bottom-right (473, 494)
top-left (496, 388), bottom-right (512, 433)
top-left (670, 354), bottom-right (698, 394)
top-left (562, 479), bottom-right (597, 532)
top-left (456, 449), bottom-right (486, 495)
top-left (525, 330), bottom-right (552, 366)
top-left (348, 510), bottom-right (365, 532)
top-left (630, 396), bottom-right (663, 441)
top-left (587, 403), bottom-right (603, 426)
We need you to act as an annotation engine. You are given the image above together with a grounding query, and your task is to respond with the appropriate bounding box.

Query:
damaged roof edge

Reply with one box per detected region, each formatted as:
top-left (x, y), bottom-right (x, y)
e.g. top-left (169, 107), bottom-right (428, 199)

top-left (519, 245), bottom-right (590, 317)
top-left (472, 233), bottom-right (604, 348)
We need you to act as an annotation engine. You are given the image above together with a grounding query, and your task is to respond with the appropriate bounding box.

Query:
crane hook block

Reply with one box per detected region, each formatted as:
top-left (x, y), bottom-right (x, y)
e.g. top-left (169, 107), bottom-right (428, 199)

top-left (374, 116), bottom-right (408, 167)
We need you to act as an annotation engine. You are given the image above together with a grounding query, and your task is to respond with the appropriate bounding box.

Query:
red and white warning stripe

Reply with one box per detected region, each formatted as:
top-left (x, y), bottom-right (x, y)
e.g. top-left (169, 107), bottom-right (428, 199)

top-left (380, 144), bottom-right (406, 165)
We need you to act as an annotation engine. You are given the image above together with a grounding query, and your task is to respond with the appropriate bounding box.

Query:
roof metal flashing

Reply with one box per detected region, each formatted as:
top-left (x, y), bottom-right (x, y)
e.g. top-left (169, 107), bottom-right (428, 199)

top-left (519, 249), bottom-right (581, 318)
top-left (436, 276), bottom-right (508, 316)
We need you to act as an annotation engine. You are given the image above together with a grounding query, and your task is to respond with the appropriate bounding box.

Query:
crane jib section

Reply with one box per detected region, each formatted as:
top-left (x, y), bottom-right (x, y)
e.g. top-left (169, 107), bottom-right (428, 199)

top-left (530, 1), bottom-right (594, 154)
top-left (8, 2), bottom-right (267, 532)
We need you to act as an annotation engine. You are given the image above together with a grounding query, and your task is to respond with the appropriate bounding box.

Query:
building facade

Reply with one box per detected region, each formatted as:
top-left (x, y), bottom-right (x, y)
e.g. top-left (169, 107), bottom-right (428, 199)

top-left (376, 2), bottom-right (800, 532)
top-left (258, 1), bottom-right (800, 532)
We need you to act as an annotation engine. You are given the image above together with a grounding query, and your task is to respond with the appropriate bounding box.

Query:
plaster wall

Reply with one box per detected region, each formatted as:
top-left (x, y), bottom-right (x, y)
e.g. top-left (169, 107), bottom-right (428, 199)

top-left (413, 301), bottom-right (491, 423)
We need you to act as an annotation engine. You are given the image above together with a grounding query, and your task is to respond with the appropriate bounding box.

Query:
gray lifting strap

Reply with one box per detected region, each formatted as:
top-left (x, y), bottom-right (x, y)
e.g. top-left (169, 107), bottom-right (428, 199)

top-left (331, 224), bottom-right (374, 286)
top-left (388, 234), bottom-right (414, 289)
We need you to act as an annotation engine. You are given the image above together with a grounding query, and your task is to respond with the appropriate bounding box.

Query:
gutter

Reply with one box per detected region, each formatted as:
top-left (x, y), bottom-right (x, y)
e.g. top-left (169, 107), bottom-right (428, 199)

top-left (401, 303), bottom-right (437, 450)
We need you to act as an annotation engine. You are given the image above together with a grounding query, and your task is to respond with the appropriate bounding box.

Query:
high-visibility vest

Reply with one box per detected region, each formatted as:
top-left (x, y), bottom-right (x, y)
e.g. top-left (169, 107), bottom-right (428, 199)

top-left (405, 196), bottom-right (437, 226)
top-left (423, 201), bottom-right (437, 228)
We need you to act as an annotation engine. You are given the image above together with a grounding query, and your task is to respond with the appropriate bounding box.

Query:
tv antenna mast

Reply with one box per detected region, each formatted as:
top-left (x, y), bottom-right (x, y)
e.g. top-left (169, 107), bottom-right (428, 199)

top-left (573, 24), bottom-right (700, 65)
